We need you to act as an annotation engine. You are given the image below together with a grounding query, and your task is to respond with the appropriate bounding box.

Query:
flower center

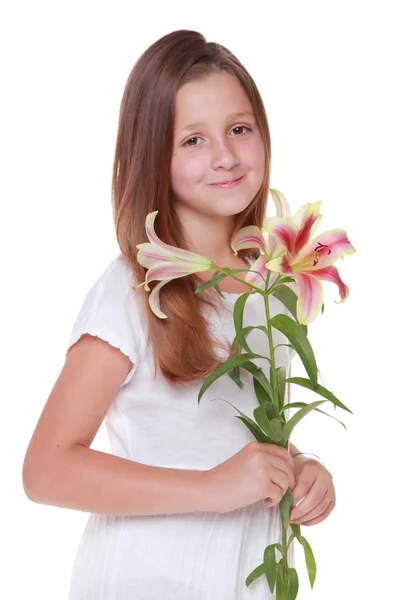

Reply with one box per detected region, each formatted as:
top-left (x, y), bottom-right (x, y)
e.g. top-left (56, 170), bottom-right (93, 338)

top-left (312, 242), bottom-right (331, 267)
top-left (292, 241), bottom-right (332, 272)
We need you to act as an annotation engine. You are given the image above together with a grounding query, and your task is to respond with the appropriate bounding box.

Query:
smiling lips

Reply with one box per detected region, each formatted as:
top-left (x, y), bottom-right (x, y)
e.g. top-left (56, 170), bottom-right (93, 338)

top-left (209, 175), bottom-right (245, 188)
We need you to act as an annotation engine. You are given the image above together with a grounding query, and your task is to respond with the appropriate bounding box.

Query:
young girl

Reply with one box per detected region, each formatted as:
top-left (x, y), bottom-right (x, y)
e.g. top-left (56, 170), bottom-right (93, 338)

top-left (22, 29), bottom-right (335, 599)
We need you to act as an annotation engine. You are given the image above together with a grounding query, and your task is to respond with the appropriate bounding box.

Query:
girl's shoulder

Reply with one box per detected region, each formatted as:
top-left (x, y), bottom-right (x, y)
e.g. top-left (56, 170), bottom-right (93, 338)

top-left (65, 254), bottom-right (146, 388)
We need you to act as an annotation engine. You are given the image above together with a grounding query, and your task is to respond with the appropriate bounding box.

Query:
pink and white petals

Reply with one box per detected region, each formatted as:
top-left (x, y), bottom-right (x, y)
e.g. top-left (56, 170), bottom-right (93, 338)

top-left (297, 229), bottom-right (356, 270)
top-left (292, 202), bottom-right (323, 256)
top-left (295, 273), bottom-right (324, 325)
top-left (270, 188), bottom-right (292, 219)
top-left (148, 280), bottom-right (169, 319)
top-left (136, 243), bottom-right (173, 269)
top-left (312, 266), bottom-right (350, 303)
top-left (264, 202), bottom-right (323, 259)
top-left (145, 261), bottom-right (211, 287)
top-left (244, 254), bottom-right (268, 288)
top-left (230, 225), bottom-right (268, 255)
top-left (266, 254), bottom-right (294, 275)
top-left (136, 211), bottom-right (215, 319)
top-left (144, 211), bottom-right (213, 265)
top-left (263, 217), bottom-right (298, 255)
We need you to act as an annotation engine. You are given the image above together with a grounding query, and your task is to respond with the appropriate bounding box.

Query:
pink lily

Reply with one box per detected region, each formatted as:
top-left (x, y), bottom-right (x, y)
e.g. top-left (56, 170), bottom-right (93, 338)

top-left (230, 225), bottom-right (270, 288)
top-left (264, 199), bottom-right (356, 324)
top-left (229, 188), bottom-right (291, 289)
top-left (135, 211), bottom-right (213, 318)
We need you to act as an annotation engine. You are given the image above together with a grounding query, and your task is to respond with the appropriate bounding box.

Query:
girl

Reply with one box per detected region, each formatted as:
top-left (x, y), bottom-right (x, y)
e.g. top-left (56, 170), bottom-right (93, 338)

top-left (22, 29), bottom-right (335, 599)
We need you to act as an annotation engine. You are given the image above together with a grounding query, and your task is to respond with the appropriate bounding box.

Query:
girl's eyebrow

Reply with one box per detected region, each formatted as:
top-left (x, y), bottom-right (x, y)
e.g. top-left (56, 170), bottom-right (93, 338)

top-left (181, 112), bottom-right (255, 132)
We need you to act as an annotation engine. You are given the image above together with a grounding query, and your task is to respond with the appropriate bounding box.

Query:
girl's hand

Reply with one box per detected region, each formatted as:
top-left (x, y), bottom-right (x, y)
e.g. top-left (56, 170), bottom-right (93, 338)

top-left (205, 441), bottom-right (296, 514)
top-left (289, 456), bottom-right (336, 526)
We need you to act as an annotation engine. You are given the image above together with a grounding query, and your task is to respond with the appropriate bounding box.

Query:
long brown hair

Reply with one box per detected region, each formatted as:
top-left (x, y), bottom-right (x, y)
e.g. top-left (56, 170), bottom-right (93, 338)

top-left (112, 29), bottom-right (271, 385)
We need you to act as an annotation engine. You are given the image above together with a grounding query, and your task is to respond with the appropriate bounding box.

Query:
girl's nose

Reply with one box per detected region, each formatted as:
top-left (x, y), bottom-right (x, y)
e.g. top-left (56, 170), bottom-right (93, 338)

top-left (210, 139), bottom-right (240, 171)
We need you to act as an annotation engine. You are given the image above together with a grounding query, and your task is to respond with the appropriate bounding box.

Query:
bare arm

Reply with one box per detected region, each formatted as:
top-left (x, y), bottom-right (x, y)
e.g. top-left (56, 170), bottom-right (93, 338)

top-left (22, 334), bottom-right (210, 516)
top-left (25, 444), bottom-right (209, 516)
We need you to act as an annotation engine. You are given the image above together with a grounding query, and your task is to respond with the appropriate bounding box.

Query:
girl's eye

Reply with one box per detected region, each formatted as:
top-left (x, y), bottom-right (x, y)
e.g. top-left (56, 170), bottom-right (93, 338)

top-left (185, 136), bottom-right (201, 147)
top-left (231, 126), bottom-right (250, 136)
top-left (184, 126), bottom-right (251, 147)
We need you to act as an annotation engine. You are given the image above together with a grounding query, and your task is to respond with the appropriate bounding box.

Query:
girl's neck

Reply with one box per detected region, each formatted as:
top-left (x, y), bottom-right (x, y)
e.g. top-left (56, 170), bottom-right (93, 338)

top-left (174, 204), bottom-right (237, 265)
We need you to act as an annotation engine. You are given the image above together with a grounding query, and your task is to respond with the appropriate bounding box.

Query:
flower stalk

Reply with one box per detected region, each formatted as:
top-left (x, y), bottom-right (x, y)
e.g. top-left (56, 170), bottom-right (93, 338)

top-left (134, 189), bottom-right (355, 599)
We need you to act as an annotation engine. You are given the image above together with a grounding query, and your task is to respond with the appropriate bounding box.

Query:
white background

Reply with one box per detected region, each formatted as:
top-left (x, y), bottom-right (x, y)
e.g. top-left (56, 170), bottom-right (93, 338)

top-left (2, 1), bottom-right (399, 598)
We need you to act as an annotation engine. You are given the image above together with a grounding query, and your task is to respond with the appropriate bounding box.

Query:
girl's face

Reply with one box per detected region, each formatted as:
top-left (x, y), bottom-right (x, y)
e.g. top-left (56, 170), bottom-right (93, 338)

top-left (170, 71), bottom-right (265, 221)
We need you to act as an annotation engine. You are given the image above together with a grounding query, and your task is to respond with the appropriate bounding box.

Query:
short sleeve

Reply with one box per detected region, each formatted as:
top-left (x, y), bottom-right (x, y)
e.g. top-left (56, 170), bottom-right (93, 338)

top-left (65, 255), bottom-right (144, 388)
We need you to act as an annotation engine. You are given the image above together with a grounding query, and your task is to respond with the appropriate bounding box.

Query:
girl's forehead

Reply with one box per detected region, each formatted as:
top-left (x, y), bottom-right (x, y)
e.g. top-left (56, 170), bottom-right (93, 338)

top-left (174, 73), bottom-right (253, 128)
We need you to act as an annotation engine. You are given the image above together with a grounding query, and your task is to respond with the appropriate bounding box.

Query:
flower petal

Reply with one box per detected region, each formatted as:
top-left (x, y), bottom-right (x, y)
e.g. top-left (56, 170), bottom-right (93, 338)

top-left (244, 254), bottom-right (268, 288)
top-left (145, 211), bottom-right (213, 265)
top-left (263, 217), bottom-right (298, 255)
top-left (293, 201), bottom-right (323, 257)
top-left (148, 280), bottom-right (169, 319)
top-left (270, 188), bottom-right (292, 218)
top-left (145, 261), bottom-right (211, 285)
top-left (137, 243), bottom-right (174, 269)
top-left (230, 225), bottom-right (268, 255)
top-left (312, 265), bottom-right (350, 303)
top-left (295, 272), bottom-right (324, 324)
top-left (266, 254), bottom-right (294, 275)
top-left (297, 229), bottom-right (356, 269)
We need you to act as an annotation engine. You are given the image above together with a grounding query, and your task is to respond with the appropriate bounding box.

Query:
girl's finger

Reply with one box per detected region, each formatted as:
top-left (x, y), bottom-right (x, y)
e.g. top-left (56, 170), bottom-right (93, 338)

top-left (290, 488), bottom-right (329, 523)
top-left (291, 473), bottom-right (317, 507)
top-left (295, 499), bottom-right (335, 527)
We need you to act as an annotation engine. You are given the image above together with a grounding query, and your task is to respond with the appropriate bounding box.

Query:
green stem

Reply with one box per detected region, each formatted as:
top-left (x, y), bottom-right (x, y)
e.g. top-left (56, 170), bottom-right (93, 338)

top-left (212, 265), bottom-right (267, 294)
top-left (280, 512), bottom-right (289, 571)
top-left (265, 273), bottom-right (284, 295)
top-left (263, 271), bottom-right (278, 404)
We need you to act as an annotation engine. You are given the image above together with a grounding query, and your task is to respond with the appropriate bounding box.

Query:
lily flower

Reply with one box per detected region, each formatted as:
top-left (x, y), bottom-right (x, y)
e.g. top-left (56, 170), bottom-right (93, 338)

top-left (229, 188), bottom-right (291, 289)
top-left (263, 199), bottom-right (356, 324)
top-left (135, 211), bottom-right (213, 318)
top-left (230, 225), bottom-right (269, 288)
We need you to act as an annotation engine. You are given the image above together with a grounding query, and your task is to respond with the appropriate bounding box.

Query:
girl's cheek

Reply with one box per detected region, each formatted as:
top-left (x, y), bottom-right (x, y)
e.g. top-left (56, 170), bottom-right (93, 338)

top-left (240, 137), bottom-right (265, 167)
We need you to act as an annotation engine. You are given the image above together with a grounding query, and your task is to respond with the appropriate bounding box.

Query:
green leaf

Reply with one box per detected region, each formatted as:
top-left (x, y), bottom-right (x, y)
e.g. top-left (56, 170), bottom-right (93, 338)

top-left (253, 378), bottom-right (270, 406)
top-left (235, 416), bottom-right (271, 443)
top-left (290, 523), bottom-right (301, 537)
top-left (198, 353), bottom-right (265, 404)
top-left (286, 377), bottom-right (353, 414)
top-left (194, 271), bottom-right (228, 293)
top-left (211, 398), bottom-right (271, 443)
top-left (270, 284), bottom-right (307, 336)
top-left (254, 403), bottom-right (282, 441)
top-left (264, 401), bottom-right (280, 420)
top-left (276, 276), bottom-right (295, 285)
top-left (231, 325), bottom-right (270, 358)
top-left (279, 489), bottom-right (294, 532)
top-left (276, 366), bottom-right (286, 410)
top-left (271, 418), bottom-right (283, 439)
top-left (240, 360), bottom-right (274, 404)
top-left (282, 400), bottom-right (327, 442)
top-left (287, 568), bottom-right (299, 600)
top-left (228, 367), bottom-right (244, 388)
top-left (213, 282), bottom-right (225, 298)
top-left (297, 535), bottom-right (317, 588)
top-left (245, 562), bottom-right (265, 587)
top-left (276, 561), bottom-right (287, 599)
top-left (280, 402), bottom-right (347, 429)
top-left (270, 314), bottom-right (318, 387)
top-left (233, 293), bottom-right (254, 354)
top-left (264, 544), bottom-right (279, 593)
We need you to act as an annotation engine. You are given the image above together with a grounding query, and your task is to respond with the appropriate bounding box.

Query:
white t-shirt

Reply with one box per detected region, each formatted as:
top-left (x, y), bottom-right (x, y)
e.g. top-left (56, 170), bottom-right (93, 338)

top-left (67, 254), bottom-right (295, 600)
